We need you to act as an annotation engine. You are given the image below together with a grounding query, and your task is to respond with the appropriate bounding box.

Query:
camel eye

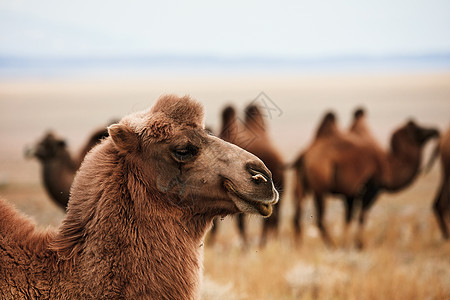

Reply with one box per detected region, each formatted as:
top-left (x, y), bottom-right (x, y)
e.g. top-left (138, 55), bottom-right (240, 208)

top-left (205, 128), bottom-right (215, 136)
top-left (171, 144), bottom-right (198, 162)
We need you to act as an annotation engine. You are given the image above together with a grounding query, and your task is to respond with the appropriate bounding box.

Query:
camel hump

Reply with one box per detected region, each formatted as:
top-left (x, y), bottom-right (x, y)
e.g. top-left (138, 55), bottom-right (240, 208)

top-left (353, 107), bottom-right (365, 120)
top-left (0, 198), bottom-right (39, 242)
top-left (244, 104), bottom-right (266, 132)
top-left (222, 105), bottom-right (236, 122)
top-left (220, 105), bottom-right (238, 142)
top-left (350, 107), bottom-right (374, 138)
top-left (315, 111), bottom-right (338, 138)
top-left (324, 111), bottom-right (336, 122)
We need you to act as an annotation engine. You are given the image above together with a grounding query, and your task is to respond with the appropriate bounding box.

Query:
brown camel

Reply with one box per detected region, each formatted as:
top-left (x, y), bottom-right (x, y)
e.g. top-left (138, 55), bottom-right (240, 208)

top-left (293, 110), bottom-right (439, 248)
top-left (432, 126), bottom-right (450, 240)
top-left (0, 95), bottom-right (278, 299)
top-left (25, 127), bottom-right (110, 208)
top-left (292, 111), bottom-right (340, 243)
top-left (209, 104), bottom-right (285, 247)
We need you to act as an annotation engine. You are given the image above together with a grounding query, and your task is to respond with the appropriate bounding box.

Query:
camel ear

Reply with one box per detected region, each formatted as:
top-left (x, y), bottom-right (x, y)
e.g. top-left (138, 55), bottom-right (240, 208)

top-left (108, 124), bottom-right (140, 153)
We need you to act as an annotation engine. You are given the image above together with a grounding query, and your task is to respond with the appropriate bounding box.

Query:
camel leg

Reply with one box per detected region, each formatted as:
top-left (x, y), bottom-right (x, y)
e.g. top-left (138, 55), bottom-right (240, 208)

top-left (292, 175), bottom-right (304, 246)
top-left (356, 181), bottom-right (379, 249)
top-left (314, 194), bottom-right (334, 248)
top-left (260, 203), bottom-right (280, 248)
top-left (342, 196), bottom-right (355, 247)
top-left (237, 214), bottom-right (248, 247)
top-left (260, 221), bottom-right (272, 248)
top-left (433, 180), bottom-right (449, 240)
top-left (293, 196), bottom-right (302, 246)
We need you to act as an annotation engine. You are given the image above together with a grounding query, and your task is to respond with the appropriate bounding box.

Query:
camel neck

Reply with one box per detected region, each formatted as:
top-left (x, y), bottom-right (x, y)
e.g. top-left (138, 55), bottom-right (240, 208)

top-left (384, 147), bottom-right (421, 191)
top-left (75, 190), bottom-right (206, 299)
top-left (42, 157), bottom-right (76, 207)
top-left (54, 142), bottom-right (207, 298)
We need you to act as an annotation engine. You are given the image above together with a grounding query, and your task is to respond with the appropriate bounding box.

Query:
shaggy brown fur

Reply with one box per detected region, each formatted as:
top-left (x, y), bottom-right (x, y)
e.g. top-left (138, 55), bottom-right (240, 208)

top-left (209, 104), bottom-right (285, 247)
top-left (25, 127), bottom-right (110, 209)
top-left (292, 111), bottom-right (439, 248)
top-left (1, 95), bottom-right (278, 299)
top-left (433, 126), bottom-right (450, 239)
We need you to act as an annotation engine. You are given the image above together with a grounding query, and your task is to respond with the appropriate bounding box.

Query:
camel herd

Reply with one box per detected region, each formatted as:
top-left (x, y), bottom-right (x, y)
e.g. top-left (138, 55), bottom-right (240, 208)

top-left (22, 99), bottom-right (450, 248)
top-left (1, 95), bottom-right (448, 298)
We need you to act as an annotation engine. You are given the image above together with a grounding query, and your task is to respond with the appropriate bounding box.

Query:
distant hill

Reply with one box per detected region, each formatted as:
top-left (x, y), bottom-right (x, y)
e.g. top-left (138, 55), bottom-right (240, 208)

top-left (1, 53), bottom-right (450, 78)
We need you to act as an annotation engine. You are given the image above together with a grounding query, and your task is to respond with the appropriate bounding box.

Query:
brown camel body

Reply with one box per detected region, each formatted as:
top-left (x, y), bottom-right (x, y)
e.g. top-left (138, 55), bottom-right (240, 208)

top-left (26, 127), bottom-right (109, 208)
top-left (293, 111), bottom-right (439, 248)
top-left (210, 104), bottom-right (284, 247)
top-left (0, 95), bottom-right (278, 299)
top-left (433, 126), bottom-right (450, 239)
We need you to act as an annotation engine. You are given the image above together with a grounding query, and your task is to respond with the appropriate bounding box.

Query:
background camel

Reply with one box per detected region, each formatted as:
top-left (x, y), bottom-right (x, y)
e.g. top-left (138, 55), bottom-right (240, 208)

top-left (292, 111), bottom-right (341, 244)
top-left (293, 111), bottom-right (439, 248)
top-left (209, 104), bottom-right (285, 247)
top-left (433, 126), bottom-right (450, 240)
top-left (0, 95), bottom-right (278, 299)
top-left (25, 126), bottom-right (110, 208)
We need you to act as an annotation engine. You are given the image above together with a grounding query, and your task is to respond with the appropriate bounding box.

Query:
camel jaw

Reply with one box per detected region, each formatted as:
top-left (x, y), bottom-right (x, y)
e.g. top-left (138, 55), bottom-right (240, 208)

top-left (223, 180), bottom-right (278, 217)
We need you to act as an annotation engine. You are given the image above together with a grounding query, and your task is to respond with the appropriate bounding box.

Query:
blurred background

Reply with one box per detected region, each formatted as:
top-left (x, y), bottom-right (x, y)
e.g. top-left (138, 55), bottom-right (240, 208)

top-left (1, 1), bottom-right (449, 299)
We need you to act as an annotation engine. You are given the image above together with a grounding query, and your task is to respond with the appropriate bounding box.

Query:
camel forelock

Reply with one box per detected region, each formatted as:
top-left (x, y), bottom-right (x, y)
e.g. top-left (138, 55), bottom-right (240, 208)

top-left (151, 94), bottom-right (204, 128)
top-left (118, 95), bottom-right (205, 142)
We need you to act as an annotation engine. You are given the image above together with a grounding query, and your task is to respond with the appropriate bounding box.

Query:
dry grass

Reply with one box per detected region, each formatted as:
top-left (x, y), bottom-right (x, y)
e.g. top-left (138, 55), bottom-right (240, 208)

top-left (1, 164), bottom-right (449, 299)
top-left (202, 227), bottom-right (449, 300)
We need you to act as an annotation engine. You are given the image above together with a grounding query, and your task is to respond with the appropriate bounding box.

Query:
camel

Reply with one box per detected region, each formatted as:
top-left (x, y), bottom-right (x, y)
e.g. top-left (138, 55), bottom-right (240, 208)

top-left (432, 126), bottom-right (450, 240)
top-left (292, 110), bottom-right (439, 248)
top-left (25, 127), bottom-right (110, 208)
top-left (0, 95), bottom-right (279, 299)
top-left (209, 104), bottom-right (285, 247)
top-left (292, 111), bottom-right (340, 244)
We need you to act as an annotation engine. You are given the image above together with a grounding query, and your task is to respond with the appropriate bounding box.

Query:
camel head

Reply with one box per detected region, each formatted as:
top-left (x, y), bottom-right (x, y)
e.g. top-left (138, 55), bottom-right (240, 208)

top-left (390, 120), bottom-right (440, 155)
top-left (108, 95), bottom-right (279, 218)
top-left (25, 132), bottom-right (70, 163)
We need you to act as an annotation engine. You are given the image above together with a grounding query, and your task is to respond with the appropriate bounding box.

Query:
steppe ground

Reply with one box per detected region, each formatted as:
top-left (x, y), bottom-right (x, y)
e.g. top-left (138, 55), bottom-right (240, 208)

top-left (1, 72), bottom-right (449, 299)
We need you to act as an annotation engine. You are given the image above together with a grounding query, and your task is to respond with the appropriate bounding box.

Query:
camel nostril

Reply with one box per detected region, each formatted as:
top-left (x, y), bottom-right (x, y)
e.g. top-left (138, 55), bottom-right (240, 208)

top-left (252, 173), bottom-right (268, 184)
top-left (246, 162), bottom-right (271, 185)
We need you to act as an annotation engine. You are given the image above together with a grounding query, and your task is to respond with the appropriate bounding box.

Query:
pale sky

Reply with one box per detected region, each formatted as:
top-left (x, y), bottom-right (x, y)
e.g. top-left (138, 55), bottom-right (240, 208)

top-left (0, 0), bottom-right (449, 58)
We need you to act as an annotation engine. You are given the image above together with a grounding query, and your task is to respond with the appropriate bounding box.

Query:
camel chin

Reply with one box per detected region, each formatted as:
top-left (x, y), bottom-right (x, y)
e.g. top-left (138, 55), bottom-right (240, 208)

top-left (223, 180), bottom-right (279, 217)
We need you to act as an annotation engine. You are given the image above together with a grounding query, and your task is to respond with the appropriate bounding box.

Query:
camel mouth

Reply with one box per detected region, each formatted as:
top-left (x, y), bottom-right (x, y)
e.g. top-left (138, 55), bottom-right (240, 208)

top-left (223, 179), bottom-right (278, 217)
